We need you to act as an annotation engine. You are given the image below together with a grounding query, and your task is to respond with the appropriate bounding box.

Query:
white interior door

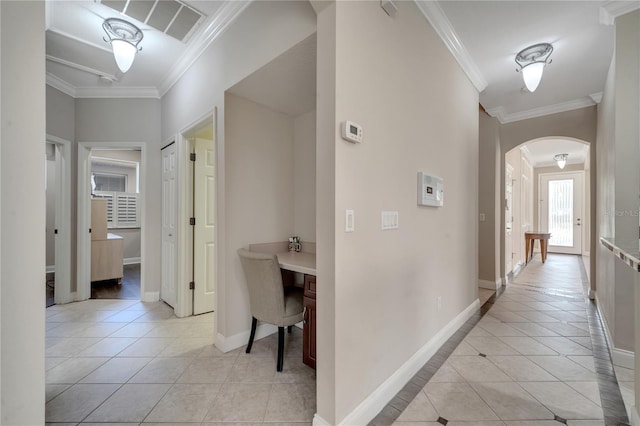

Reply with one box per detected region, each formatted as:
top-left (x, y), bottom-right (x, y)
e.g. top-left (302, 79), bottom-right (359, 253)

top-left (161, 143), bottom-right (178, 308)
top-left (540, 172), bottom-right (583, 255)
top-left (193, 138), bottom-right (215, 315)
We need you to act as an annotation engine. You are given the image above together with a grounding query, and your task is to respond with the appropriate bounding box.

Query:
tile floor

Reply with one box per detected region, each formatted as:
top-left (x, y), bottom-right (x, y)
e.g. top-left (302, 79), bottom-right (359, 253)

top-left (381, 253), bottom-right (635, 426)
top-left (45, 300), bottom-right (315, 425)
top-left (46, 254), bottom-right (636, 426)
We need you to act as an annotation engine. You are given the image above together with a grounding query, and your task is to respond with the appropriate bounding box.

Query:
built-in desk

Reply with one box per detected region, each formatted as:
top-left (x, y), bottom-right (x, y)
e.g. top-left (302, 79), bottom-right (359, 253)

top-left (277, 251), bottom-right (316, 369)
top-left (276, 251), bottom-right (316, 275)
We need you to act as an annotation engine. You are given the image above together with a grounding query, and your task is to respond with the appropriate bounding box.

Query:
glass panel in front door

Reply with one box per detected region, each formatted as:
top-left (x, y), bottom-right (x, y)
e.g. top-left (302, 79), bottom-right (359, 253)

top-left (548, 179), bottom-right (573, 247)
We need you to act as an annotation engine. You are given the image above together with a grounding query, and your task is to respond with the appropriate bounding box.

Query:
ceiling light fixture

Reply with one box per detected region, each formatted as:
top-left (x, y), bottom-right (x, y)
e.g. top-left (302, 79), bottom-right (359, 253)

top-left (515, 43), bottom-right (553, 92)
top-left (102, 18), bottom-right (143, 73)
top-left (554, 153), bottom-right (568, 169)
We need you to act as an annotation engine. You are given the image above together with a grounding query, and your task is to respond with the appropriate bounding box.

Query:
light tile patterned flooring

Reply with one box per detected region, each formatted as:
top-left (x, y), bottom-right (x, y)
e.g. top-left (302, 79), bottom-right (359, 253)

top-left (46, 254), bottom-right (635, 426)
top-left (45, 300), bottom-right (315, 425)
top-left (389, 254), bottom-right (635, 426)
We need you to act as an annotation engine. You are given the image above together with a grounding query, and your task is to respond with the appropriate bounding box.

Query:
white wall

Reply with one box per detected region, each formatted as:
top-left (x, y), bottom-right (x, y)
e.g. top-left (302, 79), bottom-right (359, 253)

top-left (596, 10), bottom-right (639, 358)
top-left (1, 1), bottom-right (46, 423)
top-left (224, 93), bottom-right (294, 335)
top-left (293, 109), bottom-right (316, 242)
top-left (161, 0), bottom-right (316, 340)
top-left (318, 1), bottom-right (479, 422)
top-left (46, 153), bottom-right (57, 267)
top-left (76, 98), bottom-right (162, 295)
top-left (478, 111), bottom-right (501, 286)
top-left (46, 86), bottom-right (76, 289)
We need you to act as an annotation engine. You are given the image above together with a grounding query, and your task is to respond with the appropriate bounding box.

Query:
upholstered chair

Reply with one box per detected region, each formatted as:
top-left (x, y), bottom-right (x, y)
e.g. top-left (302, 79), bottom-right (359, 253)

top-left (237, 248), bottom-right (304, 371)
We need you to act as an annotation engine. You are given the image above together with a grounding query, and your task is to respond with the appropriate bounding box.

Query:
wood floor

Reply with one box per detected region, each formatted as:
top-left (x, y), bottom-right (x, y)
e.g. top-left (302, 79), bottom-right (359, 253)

top-left (46, 264), bottom-right (141, 307)
top-left (91, 263), bottom-right (140, 299)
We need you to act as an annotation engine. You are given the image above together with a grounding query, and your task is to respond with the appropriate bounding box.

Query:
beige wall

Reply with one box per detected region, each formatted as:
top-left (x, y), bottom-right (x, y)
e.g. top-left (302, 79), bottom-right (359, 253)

top-left (497, 107), bottom-right (597, 283)
top-left (225, 93), bottom-right (295, 335)
top-left (161, 0), bottom-right (316, 342)
top-left (478, 112), bottom-right (501, 284)
top-left (46, 86), bottom-right (76, 288)
top-left (293, 109), bottom-right (316, 242)
top-left (318, 1), bottom-right (479, 421)
top-left (596, 10), bottom-right (639, 357)
top-left (1, 1), bottom-right (46, 422)
top-left (76, 98), bottom-right (162, 296)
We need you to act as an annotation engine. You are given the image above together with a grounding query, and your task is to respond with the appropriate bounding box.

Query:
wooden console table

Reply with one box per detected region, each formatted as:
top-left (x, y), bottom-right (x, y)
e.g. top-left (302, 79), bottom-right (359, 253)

top-left (525, 232), bottom-right (551, 264)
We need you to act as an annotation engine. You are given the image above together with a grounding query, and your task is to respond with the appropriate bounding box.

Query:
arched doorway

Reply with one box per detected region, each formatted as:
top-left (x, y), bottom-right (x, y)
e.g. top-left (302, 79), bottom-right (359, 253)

top-left (504, 137), bottom-right (591, 279)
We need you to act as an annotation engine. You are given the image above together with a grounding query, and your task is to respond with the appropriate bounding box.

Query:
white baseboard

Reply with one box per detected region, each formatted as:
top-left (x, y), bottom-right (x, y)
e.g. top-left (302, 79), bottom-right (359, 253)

top-left (595, 294), bottom-right (636, 369)
top-left (613, 348), bottom-right (635, 370)
top-left (313, 413), bottom-right (332, 426)
top-left (479, 279), bottom-right (501, 290)
top-left (216, 323), bottom-right (278, 353)
top-left (123, 257), bottom-right (141, 265)
top-left (46, 265), bottom-right (55, 274)
top-left (338, 299), bottom-right (481, 426)
top-left (142, 291), bottom-right (159, 302)
top-left (631, 405), bottom-right (639, 426)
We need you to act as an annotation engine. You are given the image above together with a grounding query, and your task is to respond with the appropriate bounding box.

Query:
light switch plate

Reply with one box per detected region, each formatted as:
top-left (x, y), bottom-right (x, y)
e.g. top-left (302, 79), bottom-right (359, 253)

top-left (345, 209), bottom-right (355, 232)
top-left (381, 211), bottom-right (399, 230)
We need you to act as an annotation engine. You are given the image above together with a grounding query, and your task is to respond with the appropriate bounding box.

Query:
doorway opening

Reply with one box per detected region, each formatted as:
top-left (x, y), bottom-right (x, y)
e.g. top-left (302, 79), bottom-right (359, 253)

top-left (503, 137), bottom-right (590, 279)
top-left (45, 136), bottom-right (72, 307)
top-left (167, 115), bottom-right (217, 317)
top-left (77, 142), bottom-right (147, 302)
top-left (90, 149), bottom-right (142, 299)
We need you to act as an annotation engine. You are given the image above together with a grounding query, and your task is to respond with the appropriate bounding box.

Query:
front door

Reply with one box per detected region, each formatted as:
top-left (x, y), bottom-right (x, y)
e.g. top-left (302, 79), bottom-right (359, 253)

top-left (540, 172), bottom-right (583, 255)
top-left (161, 143), bottom-right (177, 308)
top-left (193, 138), bottom-right (215, 315)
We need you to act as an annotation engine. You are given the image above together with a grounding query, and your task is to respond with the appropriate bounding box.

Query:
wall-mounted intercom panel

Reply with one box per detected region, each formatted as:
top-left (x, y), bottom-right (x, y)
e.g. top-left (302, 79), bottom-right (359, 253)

top-left (417, 172), bottom-right (444, 207)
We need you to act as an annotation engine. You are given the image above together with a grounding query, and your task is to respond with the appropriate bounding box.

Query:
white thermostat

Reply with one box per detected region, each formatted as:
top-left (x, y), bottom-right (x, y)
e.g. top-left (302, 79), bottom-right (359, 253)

top-left (341, 121), bottom-right (363, 143)
top-left (417, 172), bottom-right (444, 207)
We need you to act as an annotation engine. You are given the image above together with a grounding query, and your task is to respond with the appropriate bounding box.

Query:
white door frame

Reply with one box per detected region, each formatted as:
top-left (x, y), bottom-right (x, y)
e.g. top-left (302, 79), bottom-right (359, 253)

top-left (174, 108), bottom-right (218, 335)
top-left (77, 141), bottom-right (147, 301)
top-left (538, 170), bottom-right (585, 255)
top-left (46, 135), bottom-right (73, 304)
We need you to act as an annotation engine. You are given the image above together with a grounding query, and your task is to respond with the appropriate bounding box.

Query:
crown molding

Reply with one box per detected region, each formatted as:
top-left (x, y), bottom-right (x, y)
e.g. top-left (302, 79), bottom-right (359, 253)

top-left (47, 72), bottom-right (159, 99)
top-left (47, 27), bottom-right (112, 54)
top-left (46, 73), bottom-right (77, 98)
top-left (600, 1), bottom-right (640, 25)
top-left (74, 86), bottom-right (160, 99)
top-left (589, 91), bottom-right (603, 104)
top-left (158, 0), bottom-right (252, 96)
top-left (414, 0), bottom-right (488, 93)
top-left (47, 55), bottom-right (118, 82)
top-left (486, 96), bottom-right (597, 124)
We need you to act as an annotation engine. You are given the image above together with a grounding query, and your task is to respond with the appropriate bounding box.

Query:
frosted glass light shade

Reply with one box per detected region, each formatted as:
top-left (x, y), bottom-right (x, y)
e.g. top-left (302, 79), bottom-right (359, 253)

top-left (111, 39), bottom-right (137, 73)
top-left (522, 62), bottom-right (545, 92)
top-left (556, 158), bottom-right (566, 169)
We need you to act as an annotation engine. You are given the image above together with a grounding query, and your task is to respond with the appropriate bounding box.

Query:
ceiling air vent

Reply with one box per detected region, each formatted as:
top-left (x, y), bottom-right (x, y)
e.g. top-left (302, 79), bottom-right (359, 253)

top-left (101, 0), bottom-right (204, 42)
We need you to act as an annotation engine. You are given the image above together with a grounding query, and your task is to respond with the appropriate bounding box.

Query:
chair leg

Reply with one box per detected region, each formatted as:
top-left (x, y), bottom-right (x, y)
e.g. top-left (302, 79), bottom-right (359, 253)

top-left (287, 325), bottom-right (292, 334)
top-left (246, 317), bottom-right (257, 354)
top-left (277, 326), bottom-right (285, 372)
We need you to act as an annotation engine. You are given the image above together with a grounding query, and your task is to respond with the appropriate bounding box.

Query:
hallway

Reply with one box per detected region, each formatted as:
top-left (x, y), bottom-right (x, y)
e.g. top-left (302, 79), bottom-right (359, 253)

top-left (376, 254), bottom-right (634, 426)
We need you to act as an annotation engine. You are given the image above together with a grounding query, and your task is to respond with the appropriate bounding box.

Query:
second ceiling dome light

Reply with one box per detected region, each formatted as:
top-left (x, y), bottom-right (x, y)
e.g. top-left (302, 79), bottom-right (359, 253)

top-left (515, 43), bottom-right (553, 92)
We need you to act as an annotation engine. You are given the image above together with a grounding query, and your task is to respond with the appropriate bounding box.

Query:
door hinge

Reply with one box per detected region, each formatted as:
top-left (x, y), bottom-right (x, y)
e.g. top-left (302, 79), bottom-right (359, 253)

top-left (54, 229), bottom-right (58, 235)
top-left (89, 228), bottom-right (92, 234)
top-left (190, 153), bottom-right (196, 162)
top-left (189, 281), bottom-right (195, 290)
top-left (190, 217), bottom-right (196, 226)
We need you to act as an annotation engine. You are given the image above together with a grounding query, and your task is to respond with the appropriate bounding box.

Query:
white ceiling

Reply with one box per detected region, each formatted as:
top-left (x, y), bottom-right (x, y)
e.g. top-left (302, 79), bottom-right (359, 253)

top-left (436, 1), bottom-right (616, 123)
top-left (45, 0), bottom-right (243, 97)
top-left (45, 0), bottom-right (635, 126)
top-left (521, 138), bottom-right (589, 168)
top-left (227, 34), bottom-right (317, 117)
